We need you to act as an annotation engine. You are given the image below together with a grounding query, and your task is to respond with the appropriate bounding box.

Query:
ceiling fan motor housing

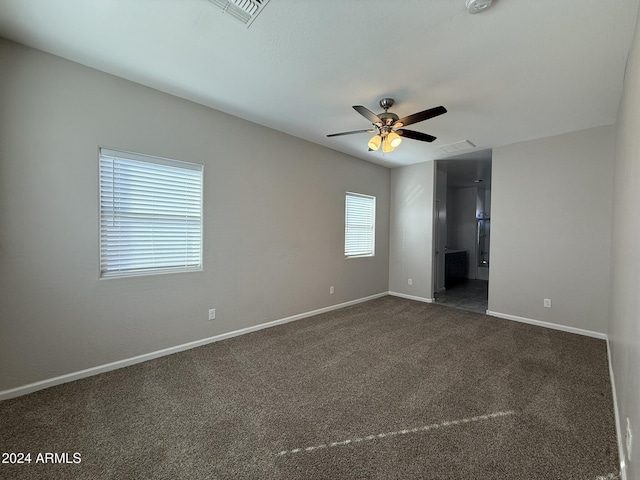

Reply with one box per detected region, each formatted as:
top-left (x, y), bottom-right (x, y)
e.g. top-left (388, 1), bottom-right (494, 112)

top-left (379, 112), bottom-right (399, 126)
top-left (377, 98), bottom-right (399, 127)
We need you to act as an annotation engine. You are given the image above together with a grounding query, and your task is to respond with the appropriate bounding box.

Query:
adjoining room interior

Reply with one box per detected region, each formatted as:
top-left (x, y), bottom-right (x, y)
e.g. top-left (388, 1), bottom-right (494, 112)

top-left (1, 1), bottom-right (640, 479)
top-left (433, 154), bottom-right (492, 314)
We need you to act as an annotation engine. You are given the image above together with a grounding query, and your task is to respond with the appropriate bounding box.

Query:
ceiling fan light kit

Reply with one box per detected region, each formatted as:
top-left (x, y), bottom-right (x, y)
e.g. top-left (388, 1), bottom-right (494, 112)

top-left (327, 98), bottom-right (447, 153)
top-left (368, 135), bottom-right (382, 151)
top-left (387, 131), bottom-right (402, 148)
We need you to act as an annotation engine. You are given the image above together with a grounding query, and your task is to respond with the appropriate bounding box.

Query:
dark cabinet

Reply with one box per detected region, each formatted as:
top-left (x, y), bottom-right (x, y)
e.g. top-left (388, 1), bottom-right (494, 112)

top-left (445, 250), bottom-right (467, 288)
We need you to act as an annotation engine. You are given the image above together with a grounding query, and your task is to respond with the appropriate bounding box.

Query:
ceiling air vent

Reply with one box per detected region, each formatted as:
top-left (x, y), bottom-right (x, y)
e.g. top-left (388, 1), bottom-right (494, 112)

top-left (209, 0), bottom-right (270, 27)
top-left (439, 140), bottom-right (476, 154)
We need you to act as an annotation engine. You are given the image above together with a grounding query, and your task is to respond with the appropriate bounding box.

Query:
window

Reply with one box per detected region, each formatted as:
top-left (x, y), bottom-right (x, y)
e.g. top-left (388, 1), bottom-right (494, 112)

top-left (99, 148), bottom-right (203, 278)
top-left (345, 192), bottom-right (376, 258)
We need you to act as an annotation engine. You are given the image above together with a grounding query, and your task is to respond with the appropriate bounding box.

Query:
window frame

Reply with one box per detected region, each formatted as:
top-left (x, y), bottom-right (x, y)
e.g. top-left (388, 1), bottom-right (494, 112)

top-left (99, 147), bottom-right (204, 279)
top-left (344, 191), bottom-right (376, 258)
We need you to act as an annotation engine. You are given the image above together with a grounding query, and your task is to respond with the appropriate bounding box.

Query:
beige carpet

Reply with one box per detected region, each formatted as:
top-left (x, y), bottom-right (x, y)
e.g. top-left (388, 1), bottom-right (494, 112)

top-left (0, 296), bottom-right (619, 479)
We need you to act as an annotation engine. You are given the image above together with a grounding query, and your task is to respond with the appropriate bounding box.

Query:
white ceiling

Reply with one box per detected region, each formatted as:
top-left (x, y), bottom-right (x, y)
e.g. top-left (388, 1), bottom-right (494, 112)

top-left (1, 0), bottom-right (638, 167)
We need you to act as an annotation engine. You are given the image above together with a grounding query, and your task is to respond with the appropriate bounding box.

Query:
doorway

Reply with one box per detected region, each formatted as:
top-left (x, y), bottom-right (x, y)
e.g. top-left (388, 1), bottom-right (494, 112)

top-left (433, 153), bottom-right (492, 314)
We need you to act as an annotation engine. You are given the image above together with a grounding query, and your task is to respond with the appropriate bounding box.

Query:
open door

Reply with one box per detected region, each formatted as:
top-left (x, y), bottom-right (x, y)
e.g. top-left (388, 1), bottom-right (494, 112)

top-left (433, 162), bottom-right (447, 295)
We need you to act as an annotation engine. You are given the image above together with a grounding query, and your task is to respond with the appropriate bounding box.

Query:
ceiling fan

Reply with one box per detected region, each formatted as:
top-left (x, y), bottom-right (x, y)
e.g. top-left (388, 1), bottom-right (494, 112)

top-left (327, 98), bottom-right (447, 153)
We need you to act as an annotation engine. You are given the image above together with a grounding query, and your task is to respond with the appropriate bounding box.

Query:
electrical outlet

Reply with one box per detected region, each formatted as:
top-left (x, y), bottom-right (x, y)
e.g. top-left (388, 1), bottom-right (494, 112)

top-left (544, 298), bottom-right (552, 308)
top-left (208, 308), bottom-right (216, 320)
top-left (626, 417), bottom-right (633, 462)
top-left (408, 278), bottom-right (413, 286)
top-left (329, 286), bottom-right (335, 295)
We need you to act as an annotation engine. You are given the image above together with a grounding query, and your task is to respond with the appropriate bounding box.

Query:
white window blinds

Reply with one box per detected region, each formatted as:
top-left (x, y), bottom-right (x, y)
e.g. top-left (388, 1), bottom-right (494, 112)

top-left (345, 192), bottom-right (376, 257)
top-left (99, 148), bottom-right (203, 278)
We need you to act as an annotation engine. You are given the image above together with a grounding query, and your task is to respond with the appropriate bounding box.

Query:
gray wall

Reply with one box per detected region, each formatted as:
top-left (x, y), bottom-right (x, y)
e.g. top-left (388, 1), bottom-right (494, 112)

top-left (0, 39), bottom-right (390, 392)
top-left (609, 4), bottom-right (640, 479)
top-left (489, 125), bottom-right (615, 334)
top-left (389, 161), bottom-right (434, 300)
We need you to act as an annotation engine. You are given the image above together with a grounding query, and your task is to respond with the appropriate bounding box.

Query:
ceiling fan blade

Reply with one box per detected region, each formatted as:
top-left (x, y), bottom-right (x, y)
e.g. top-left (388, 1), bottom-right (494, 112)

top-left (396, 129), bottom-right (437, 142)
top-left (353, 105), bottom-right (382, 125)
top-left (394, 106), bottom-right (447, 128)
top-left (327, 129), bottom-right (374, 137)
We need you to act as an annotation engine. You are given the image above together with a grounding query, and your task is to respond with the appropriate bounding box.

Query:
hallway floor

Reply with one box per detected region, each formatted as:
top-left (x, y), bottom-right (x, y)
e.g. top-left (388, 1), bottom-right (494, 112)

top-left (434, 279), bottom-right (488, 314)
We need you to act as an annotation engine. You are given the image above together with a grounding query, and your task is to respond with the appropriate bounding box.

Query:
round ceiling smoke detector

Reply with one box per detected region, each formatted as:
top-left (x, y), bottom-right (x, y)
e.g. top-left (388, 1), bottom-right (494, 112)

top-left (466, 0), bottom-right (493, 14)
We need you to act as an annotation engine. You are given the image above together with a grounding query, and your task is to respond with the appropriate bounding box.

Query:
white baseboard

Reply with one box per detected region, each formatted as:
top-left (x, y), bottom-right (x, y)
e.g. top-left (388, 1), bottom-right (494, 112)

top-left (607, 337), bottom-right (627, 480)
top-left (486, 310), bottom-right (607, 340)
top-left (0, 292), bottom-right (388, 401)
top-left (388, 291), bottom-right (433, 303)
